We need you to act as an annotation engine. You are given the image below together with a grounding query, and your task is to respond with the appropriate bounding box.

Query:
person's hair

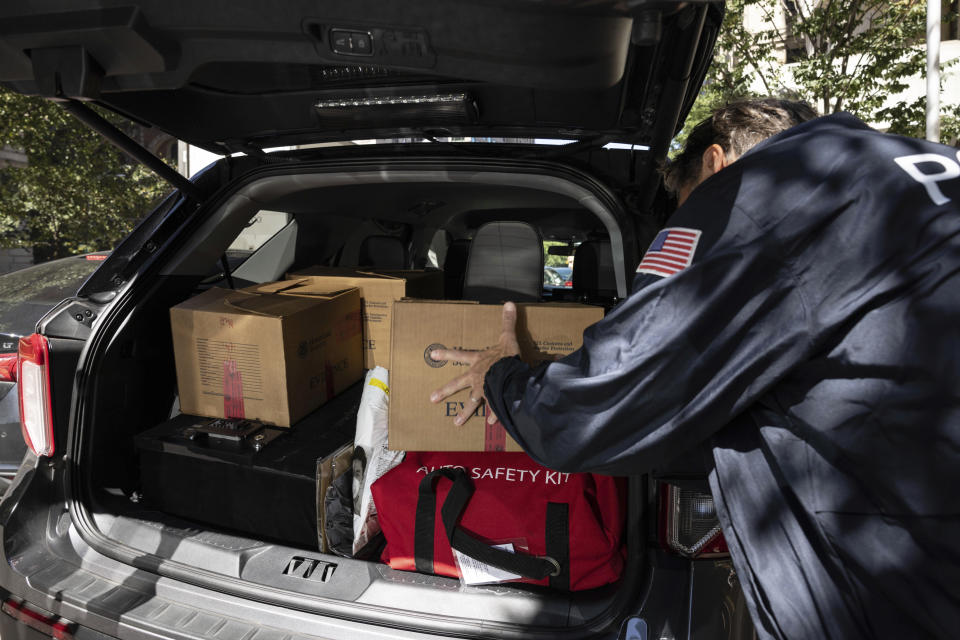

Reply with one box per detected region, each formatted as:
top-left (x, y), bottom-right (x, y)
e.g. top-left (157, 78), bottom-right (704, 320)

top-left (662, 98), bottom-right (818, 194)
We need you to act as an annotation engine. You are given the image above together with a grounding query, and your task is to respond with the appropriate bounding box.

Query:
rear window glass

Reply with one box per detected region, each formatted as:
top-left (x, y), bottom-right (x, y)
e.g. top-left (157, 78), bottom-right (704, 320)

top-left (228, 210), bottom-right (292, 252)
top-left (0, 258), bottom-right (101, 336)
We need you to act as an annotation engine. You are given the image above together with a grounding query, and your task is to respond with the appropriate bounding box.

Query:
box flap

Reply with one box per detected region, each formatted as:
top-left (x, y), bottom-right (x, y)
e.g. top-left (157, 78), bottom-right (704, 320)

top-left (172, 287), bottom-right (313, 318)
top-left (170, 286), bottom-right (233, 313)
top-left (247, 279), bottom-right (358, 299)
top-left (395, 298), bottom-right (478, 306)
top-left (288, 266), bottom-right (403, 281)
top-left (367, 269), bottom-right (441, 283)
top-left (245, 279), bottom-right (312, 295)
top-left (224, 290), bottom-right (310, 317)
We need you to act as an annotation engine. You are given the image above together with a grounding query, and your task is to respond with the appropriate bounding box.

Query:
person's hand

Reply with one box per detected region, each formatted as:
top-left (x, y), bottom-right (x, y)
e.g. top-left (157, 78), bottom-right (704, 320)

top-left (429, 302), bottom-right (520, 426)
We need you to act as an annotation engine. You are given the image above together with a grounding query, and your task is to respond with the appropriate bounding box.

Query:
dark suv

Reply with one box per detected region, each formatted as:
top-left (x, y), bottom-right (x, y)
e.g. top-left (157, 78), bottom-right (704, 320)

top-left (0, 3), bottom-right (753, 639)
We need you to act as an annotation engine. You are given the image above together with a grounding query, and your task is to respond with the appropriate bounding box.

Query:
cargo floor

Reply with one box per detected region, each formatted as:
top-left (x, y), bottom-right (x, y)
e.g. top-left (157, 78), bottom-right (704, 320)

top-left (90, 376), bottom-right (636, 631)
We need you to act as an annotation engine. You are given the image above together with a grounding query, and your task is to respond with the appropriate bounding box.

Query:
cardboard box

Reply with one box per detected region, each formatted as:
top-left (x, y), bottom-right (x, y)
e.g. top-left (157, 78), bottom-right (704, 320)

top-left (286, 266), bottom-right (444, 369)
top-left (170, 285), bottom-right (363, 427)
top-left (388, 301), bottom-right (604, 451)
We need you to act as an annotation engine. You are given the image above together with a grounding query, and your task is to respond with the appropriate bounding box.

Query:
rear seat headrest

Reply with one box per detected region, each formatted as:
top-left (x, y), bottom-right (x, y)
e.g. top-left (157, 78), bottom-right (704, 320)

top-left (463, 222), bottom-right (543, 303)
top-left (572, 240), bottom-right (616, 296)
top-left (358, 235), bottom-right (408, 269)
top-left (443, 238), bottom-right (471, 299)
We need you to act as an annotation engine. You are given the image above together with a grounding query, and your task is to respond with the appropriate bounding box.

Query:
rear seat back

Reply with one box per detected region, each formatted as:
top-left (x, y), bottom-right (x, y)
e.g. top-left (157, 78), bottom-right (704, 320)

top-left (462, 222), bottom-right (542, 303)
top-left (358, 235), bottom-right (409, 268)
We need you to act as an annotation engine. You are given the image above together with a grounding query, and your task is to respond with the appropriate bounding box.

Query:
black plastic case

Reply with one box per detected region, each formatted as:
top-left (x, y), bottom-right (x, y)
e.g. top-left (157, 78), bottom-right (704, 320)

top-left (135, 382), bottom-right (362, 549)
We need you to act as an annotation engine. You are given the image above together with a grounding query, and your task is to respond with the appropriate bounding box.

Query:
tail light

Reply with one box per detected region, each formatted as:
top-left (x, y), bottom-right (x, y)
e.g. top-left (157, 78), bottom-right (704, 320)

top-left (0, 352), bottom-right (17, 382)
top-left (17, 334), bottom-right (54, 457)
top-left (659, 482), bottom-right (728, 558)
top-left (2, 598), bottom-right (76, 639)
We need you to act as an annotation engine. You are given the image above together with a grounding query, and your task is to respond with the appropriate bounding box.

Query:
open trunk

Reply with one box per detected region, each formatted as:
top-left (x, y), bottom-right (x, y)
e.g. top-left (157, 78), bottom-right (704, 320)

top-left (68, 154), bottom-right (648, 637)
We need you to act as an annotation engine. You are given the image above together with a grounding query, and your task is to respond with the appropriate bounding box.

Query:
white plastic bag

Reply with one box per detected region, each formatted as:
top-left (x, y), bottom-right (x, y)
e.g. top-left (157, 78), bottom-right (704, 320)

top-left (352, 367), bottom-right (404, 556)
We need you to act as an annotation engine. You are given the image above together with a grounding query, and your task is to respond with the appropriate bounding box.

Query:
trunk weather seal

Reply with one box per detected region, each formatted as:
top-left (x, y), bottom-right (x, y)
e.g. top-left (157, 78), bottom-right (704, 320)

top-left (63, 155), bottom-right (645, 639)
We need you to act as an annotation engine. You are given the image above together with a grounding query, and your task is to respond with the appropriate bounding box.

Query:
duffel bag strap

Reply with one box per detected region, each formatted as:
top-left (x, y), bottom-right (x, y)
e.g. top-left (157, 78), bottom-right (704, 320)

top-left (414, 467), bottom-right (562, 581)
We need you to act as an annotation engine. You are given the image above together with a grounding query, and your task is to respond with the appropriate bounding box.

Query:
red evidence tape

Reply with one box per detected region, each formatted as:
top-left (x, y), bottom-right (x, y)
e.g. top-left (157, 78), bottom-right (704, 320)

top-left (484, 418), bottom-right (507, 452)
top-left (223, 359), bottom-right (245, 418)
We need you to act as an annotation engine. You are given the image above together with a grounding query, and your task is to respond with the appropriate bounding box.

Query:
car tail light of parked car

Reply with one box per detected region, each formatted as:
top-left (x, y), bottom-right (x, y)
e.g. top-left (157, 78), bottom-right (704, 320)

top-left (659, 482), bottom-right (729, 558)
top-left (0, 352), bottom-right (17, 382)
top-left (2, 597), bottom-right (76, 639)
top-left (17, 333), bottom-right (54, 457)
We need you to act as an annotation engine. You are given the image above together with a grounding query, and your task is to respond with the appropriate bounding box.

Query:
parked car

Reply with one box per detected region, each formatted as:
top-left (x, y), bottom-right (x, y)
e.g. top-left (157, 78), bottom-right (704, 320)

top-left (0, 253), bottom-right (108, 491)
top-left (0, 3), bottom-right (751, 640)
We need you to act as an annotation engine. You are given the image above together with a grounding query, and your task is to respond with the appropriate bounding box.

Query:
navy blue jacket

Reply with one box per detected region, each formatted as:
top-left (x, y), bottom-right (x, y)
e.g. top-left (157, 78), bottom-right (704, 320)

top-left (485, 114), bottom-right (960, 639)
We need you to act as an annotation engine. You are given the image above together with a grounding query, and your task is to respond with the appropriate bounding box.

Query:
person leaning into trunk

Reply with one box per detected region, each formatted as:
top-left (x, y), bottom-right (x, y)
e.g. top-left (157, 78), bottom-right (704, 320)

top-left (429, 98), bottom-right (960, 640)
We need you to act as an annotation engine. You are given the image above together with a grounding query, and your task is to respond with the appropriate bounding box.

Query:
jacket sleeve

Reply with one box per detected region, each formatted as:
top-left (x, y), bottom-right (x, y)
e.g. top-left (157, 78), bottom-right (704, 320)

top-left (484, 196), bottom-right (813, 475)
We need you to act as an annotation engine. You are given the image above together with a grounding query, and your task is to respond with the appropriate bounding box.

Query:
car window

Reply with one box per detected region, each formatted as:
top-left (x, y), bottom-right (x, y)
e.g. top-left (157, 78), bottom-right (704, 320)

top-left (228, 210), bottom-right (292, 253)
top-left (222, 210), bottom-right (294, 274)
top-left (0, 258), bottom-right (102, 337)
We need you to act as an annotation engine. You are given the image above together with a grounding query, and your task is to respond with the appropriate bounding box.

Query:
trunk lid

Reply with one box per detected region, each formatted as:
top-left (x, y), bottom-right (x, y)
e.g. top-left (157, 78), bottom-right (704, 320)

top-left (0, 1), bottom-right (721, 153)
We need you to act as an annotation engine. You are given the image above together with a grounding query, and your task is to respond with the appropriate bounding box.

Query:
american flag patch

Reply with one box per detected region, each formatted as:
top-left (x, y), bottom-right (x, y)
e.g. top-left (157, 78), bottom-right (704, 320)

top-left (636, 227), bottom-right (701, 277)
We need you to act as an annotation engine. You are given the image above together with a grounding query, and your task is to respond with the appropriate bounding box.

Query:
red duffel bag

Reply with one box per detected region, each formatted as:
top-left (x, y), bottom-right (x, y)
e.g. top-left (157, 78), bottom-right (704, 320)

top-left (371, 451), bottom-right (626, 590)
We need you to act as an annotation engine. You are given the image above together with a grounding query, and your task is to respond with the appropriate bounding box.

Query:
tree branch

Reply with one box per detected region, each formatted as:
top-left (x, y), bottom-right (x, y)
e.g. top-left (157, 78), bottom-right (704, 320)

top-left (756, 0), bottom-right (790, 48)
top-left (743, 43), bottom-right (777, 95)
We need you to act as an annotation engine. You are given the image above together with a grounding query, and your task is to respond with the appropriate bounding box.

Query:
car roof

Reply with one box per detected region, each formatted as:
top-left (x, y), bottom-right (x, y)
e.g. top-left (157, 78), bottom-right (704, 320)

top-left (0, 1), bottom-right (722, 154)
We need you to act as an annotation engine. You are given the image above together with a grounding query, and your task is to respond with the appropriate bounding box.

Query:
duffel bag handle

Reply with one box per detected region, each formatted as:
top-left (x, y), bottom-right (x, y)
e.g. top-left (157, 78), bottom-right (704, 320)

top-left (414, 467), bottom-right (562, 581)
